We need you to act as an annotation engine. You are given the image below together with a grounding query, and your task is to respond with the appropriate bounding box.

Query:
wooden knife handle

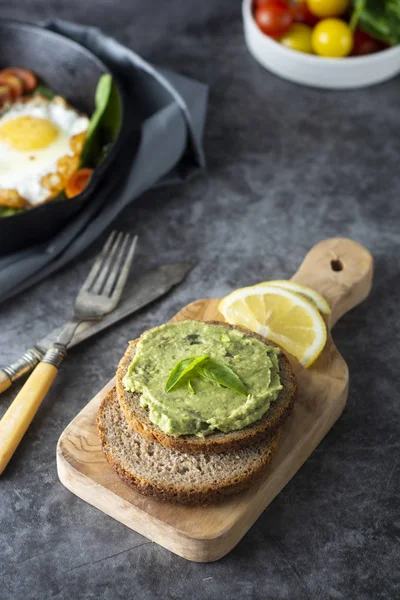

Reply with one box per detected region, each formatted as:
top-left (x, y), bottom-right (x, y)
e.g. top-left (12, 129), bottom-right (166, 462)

top-left (291, 238), bottom-right (373, 330)
top-left (0, 346), bottom-right (66, 475)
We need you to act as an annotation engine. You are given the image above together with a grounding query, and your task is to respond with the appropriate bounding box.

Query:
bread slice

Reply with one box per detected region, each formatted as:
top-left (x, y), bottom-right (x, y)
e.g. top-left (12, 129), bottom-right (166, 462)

top-left (116, 321), bottom-right (296, 454)
top-left (98, 388), bottom-right (281, 505)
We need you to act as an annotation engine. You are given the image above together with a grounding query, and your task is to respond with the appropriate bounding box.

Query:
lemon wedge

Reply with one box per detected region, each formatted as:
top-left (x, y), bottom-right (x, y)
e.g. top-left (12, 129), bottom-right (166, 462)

top-left (265, 280), bottom-right (331, 315)
top-left (218, 284), bottom-right (327, 368)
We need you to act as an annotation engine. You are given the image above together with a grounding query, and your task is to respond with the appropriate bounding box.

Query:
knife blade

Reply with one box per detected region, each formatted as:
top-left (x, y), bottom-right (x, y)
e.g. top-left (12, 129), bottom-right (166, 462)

top-left (0, 262), bottom-right (192, 394)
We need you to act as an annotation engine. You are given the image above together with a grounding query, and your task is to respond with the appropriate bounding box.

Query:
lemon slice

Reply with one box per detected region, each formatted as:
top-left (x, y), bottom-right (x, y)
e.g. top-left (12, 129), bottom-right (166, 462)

top-left (218, 284), bottom-right (327, 367)
top-left (265, 280), bottom-right (331, 315)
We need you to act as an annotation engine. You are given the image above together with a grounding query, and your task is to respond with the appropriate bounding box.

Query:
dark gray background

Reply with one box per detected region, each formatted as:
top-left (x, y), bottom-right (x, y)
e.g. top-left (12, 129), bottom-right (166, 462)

top-left (1, 1), bottom-right (399, 599)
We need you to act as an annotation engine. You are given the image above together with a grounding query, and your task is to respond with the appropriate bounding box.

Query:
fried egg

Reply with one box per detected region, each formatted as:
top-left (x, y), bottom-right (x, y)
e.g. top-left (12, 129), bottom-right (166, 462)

top-left (0, 96), bottom-right (89, 207)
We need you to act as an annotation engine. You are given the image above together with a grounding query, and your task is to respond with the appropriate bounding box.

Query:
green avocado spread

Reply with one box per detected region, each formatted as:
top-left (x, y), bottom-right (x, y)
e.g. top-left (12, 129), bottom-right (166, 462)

top-left (122, 321), bottom-right (282, 438)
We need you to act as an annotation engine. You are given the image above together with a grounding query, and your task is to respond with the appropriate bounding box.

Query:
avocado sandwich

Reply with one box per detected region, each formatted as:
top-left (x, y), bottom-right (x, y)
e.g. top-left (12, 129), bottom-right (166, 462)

top-left (97, 320), bottom-right (297, 505)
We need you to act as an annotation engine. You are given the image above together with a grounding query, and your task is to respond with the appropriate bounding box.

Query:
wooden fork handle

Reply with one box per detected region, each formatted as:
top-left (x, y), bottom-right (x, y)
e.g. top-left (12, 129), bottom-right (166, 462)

top-left (0, 370), bottom-right (12, 394)
top-left (0, 346), bottom-right (66, 475)
top-left (291, 238), bottom-right (374, 330)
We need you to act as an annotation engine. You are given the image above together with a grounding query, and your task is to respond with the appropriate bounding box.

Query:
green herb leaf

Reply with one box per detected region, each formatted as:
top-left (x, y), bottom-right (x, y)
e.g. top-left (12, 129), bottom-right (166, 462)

top-left (84, 75), bottom-right (112, 149)
top-left (351, 0), bottom-right (400, 45)
top-left (33, 84), bottom-right (56, 100)
top-left (198, 360), bottom-right (248, 397)
top-left (165, 356), bottom-right (209, 393)
top-left (220, 333), bottom-right (231, 343)
top-left (0, 206), bottom-right (24, 218)
top-left (166, 355), bottom-right (248, 397)
top-left (80, 74), bottom-right (122, 168)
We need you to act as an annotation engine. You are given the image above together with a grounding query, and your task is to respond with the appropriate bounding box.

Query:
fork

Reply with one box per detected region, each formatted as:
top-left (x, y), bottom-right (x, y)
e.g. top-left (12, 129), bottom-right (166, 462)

top-left (0, 231), bottom-right (137, 475)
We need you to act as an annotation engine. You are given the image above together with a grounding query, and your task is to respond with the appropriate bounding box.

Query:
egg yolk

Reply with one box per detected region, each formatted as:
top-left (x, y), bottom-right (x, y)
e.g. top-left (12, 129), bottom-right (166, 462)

top-left (0, 116), bottom-right (59, 151)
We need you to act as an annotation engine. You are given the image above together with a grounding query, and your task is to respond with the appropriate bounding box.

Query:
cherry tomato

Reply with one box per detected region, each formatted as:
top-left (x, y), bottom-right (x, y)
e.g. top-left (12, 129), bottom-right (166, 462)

top-left (352, 29), bottom-right (382, 56)
top-left (65, 168), bottom-right (94, 198)
top-left (307, 0), bottom-right (350, 18)
top-left (1, 68), bottom-right (37, 93)
top-left (291, 2), bottom-right (319, 26)
top-left (253, 0), bottom-right (276, 8)
top-left (0, 74), bottom-right (24, 99)
top-left (0, 84), bottom-right (12, 109)
top-left (280, 23), bottom-right (313, 53)
top-left (312, 18), bottom-right (353, 57)
top-left (255, 1), bottom-right (293, 38)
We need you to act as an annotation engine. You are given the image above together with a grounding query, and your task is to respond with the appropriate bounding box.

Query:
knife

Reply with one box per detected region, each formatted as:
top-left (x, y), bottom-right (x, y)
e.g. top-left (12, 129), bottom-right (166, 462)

top-left (0, 262), bottom-right (192, 394)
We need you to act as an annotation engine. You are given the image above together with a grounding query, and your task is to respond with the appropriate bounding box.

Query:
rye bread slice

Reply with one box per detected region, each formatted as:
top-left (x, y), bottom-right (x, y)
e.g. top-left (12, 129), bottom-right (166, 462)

top-left (116, 321), bottom-right (296, 454)
top-left (98, 388), bottom-right (281, 505)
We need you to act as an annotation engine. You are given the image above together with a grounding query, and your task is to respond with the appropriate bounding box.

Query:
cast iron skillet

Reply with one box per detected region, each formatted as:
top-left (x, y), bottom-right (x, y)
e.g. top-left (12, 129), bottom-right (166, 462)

top-left (0, 20), bottom-right (126, 256)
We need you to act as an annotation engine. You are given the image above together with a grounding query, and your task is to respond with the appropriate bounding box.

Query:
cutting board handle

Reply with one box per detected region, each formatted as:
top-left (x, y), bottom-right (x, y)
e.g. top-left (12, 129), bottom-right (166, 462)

top-left (291, 238), bottom-right (373, 330)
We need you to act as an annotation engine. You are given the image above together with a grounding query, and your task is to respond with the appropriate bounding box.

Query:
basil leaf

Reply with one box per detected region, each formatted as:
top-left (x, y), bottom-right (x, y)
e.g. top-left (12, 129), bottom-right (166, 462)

top-left (198, 360), bottom-right (248, 397)
top-left (351, 0), bottom-right (400, 45)
top-left (80, 74), bottom-right (122, 168)
top-left (166, 355), bottom-right (248, 397)
top-left (33, 84), bottom-right (56, 100)
top-left (165, 356), bottom-right (209, 392)
top-left (83, 74), bottom-right (112, 153)
top-left (0, 207), bottom-right (24, 217)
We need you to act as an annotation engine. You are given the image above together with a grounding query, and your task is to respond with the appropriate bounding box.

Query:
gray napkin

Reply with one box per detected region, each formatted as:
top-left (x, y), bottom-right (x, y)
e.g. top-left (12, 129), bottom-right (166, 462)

top-left (0, 20), bottom-right (208, 304)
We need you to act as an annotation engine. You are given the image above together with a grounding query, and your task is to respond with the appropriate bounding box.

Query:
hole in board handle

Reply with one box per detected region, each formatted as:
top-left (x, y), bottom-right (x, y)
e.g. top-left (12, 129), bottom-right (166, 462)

top-left (331, 258), bottom-right (343, 272)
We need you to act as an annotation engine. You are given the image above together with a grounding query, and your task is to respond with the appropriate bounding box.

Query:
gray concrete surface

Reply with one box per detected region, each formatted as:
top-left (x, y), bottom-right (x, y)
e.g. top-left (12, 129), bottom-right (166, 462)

top-left (1, 1), bottom-right (399, 598)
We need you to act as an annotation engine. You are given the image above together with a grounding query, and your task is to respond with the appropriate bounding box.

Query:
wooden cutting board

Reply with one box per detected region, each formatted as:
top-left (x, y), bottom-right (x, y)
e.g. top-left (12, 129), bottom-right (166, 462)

top-left (57, 238), bottom-right (373, 562)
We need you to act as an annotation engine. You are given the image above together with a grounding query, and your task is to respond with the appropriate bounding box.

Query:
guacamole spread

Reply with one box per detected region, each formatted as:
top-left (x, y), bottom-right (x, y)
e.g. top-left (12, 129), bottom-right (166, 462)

top-left (123, 321), bottom-right (282, 438)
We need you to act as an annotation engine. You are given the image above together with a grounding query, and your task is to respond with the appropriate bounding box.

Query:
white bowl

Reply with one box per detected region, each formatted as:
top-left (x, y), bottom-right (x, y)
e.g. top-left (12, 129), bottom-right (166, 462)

top-left (242, 0), bottom-right (400, 89)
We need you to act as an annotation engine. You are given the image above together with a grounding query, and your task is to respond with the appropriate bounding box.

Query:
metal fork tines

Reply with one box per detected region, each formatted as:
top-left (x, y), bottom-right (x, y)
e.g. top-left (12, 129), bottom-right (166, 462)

top-left (51, 231), bottom-right (138, 355)
top-left (75, 231), bottom-right (138, 319)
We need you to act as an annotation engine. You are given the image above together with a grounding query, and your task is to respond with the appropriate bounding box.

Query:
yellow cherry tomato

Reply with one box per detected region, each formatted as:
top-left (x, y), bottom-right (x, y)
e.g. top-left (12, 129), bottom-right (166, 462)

top-left (307, 0), bottom-right (350, 18)
top-left (280, 23), bottom-right (313, 54)
top-left (312, 18), bottom-right (353, 57)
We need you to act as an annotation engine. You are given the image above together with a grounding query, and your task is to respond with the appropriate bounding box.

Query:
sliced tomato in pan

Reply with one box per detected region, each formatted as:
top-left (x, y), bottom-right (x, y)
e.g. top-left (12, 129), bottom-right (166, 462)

top-left (65, 169), bottom-right (94, 198)
top-left (0, 68), bottom-right (37, 93)
top-left (0, 84), bottom-right (12, 109)
top-left (0, 73), bottom-right (24, 99)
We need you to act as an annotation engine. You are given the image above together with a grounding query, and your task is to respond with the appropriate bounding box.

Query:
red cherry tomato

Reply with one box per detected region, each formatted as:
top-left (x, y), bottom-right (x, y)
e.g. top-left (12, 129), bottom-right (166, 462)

top-left (0, 74), bottom-right (24, 99)
top-left (1, 68), bottom-right (37, 93)
top-left (65, 169), bottom-right (94, 198)
top-left (352, 29), bottom-right (382, 56)
top-left (0, 84), bottom-right (12, 109)
top-left (253, 0), bottom-right (275, 8)
top-left (255, 1), bottom-right (293, 38)
top-left (291, 2), bottom-right (319, 26)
